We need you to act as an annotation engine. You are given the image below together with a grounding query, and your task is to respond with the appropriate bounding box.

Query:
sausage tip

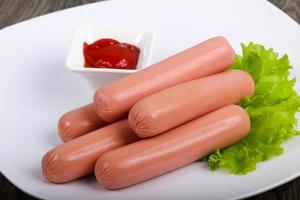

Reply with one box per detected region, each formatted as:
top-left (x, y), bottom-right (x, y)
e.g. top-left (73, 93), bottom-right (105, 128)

top-left (231, 70), bottom-right (256, 98)
top-left (58, 115), bottom-right (73, 142)
top-left (239, 70), bottom-right (255, 97)
top-left (128, 103), bottom-right (158, 138)
top-left (95, 154), bottom-right (119, 190)
top-left (41, 151), bottom-right (63, 183)
top-left (58, 104), bottom-right (108, 142)
top-left (222, 105), bottom-right (251, 142)
top-left (93, 88), bottom-right (116, 122)
top-left (211, 36), bottom-right (236, 62)
top-left (231, 104), bottom-right (251, 130)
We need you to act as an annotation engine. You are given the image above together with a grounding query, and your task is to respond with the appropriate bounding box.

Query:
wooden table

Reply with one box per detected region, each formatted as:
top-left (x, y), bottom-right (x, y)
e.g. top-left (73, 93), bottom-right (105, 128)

top-left (0, 0), bottom-right (299, 199)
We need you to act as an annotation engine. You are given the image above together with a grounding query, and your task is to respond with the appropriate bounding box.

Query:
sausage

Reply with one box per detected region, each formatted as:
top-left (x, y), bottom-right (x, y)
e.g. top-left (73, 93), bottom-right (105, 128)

top-left (93, 36), bottom-right (235, 122)
top-left (58, 104), bottom-right (107, 142)
top-left (128, 70), bottom-right (255, 137)
top-left (42, 120), bottom-right (139, 183)
top-left (95, 105), bottom-right (250, 189)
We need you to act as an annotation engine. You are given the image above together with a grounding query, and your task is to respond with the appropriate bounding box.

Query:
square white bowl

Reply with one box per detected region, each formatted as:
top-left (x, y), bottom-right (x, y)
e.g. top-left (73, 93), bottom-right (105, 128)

top-left (66, 25), bottom-right (156, 91)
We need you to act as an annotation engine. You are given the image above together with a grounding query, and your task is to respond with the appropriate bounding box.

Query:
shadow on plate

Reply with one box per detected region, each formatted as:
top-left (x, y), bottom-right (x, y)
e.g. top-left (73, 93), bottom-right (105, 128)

top-left (43, 130), bottom-right (62, 147)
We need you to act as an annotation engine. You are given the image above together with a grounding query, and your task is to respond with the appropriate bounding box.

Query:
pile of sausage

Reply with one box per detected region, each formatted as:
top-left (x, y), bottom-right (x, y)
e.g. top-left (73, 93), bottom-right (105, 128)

top-left (41, 36), bottom-right (255, 189)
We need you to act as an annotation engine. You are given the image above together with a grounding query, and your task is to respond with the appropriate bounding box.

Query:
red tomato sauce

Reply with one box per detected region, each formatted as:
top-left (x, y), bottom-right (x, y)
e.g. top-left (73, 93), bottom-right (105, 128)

top-left (83, 38), bottom-right (140, 70)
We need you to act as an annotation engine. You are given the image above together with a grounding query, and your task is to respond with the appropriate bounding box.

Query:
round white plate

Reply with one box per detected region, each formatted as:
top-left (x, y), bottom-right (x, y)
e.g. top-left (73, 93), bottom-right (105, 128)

top-left (1, 0), bottom-right (300, 199)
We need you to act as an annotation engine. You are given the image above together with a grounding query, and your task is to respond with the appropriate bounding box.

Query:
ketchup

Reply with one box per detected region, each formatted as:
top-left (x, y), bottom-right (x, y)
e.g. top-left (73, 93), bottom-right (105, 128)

top-left (83, 38), bottom-right (140, 70)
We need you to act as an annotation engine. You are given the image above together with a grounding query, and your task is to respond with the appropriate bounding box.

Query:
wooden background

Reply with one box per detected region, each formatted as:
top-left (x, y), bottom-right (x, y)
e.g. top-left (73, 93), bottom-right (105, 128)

top-left (0, 0), bottom-right (299, 199)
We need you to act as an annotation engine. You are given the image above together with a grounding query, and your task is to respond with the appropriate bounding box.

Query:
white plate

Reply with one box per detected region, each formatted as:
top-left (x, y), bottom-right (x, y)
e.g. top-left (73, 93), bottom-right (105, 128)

top-left (0, 0), bottom-right (300, 199)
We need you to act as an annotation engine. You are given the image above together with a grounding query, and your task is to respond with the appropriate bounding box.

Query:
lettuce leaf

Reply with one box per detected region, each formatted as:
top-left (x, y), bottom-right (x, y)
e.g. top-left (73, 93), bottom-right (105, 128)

top-left (205, 42), bottom-right (300, 175)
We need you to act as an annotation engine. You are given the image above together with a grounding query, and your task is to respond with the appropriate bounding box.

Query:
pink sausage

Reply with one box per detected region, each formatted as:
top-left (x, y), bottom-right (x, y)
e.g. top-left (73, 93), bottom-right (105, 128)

top-left (128, 70), bottom-right (255, 137)
top-left (95, 105), bottom-right (250, 189)
top-left (58, 104), bottom-right (107, 142)
top-left (93, 36), bottom-right (235, 122)
top-left (42, 119), bottom-right (138, 183)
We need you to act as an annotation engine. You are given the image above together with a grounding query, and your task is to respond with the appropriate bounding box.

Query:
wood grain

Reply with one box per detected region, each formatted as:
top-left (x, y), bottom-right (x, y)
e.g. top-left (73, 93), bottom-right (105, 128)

top-left (0, 0), bottom-right (100, 29)
top-left (0, 0), bottom-right (300, 200)
top-left (271, 0), bottom-right (300, 23)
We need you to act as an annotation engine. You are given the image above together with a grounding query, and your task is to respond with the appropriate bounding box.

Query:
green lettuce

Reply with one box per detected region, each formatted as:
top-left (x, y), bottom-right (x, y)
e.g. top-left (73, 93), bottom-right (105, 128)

top-left (205, 42), bottom-right (300, 175)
